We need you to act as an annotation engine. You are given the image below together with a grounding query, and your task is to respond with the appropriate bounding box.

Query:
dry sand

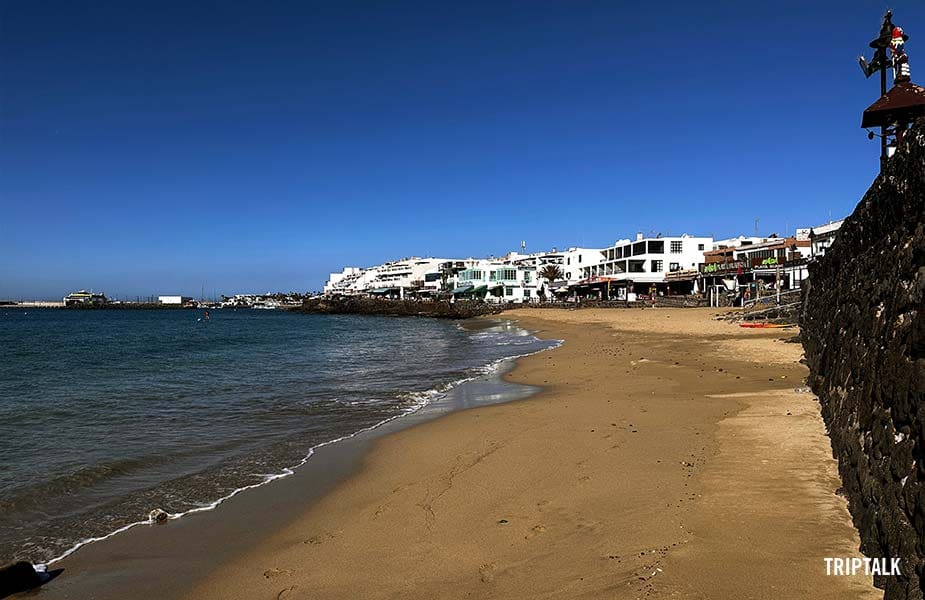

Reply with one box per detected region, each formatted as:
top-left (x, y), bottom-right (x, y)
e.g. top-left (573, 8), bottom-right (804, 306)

top-left (186, 308), bottom-right (879, 600)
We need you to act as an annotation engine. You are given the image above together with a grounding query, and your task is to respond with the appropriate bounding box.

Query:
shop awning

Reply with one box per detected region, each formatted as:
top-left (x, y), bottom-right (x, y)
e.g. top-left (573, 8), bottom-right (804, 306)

top-left (452, 284), bottom-right (474, 295)
top-left (472, 285), bottom-right (488, 294)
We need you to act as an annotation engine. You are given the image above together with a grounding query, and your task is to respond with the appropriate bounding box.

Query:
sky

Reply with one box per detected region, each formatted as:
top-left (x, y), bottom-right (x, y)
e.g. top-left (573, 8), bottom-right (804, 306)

top-left (2, 0), bottom-right (922, 299)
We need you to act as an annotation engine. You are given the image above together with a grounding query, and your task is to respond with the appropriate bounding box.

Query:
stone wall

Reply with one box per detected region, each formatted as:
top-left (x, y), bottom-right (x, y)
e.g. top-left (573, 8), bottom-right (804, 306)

top-left (802, 122), bottom-right (925, 599)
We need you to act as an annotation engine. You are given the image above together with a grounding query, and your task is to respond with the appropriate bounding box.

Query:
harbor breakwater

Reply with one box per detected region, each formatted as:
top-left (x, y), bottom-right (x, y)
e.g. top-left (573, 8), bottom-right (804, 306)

top-left (293, 297), bottom-right (506, 319)
top-left (802, 122), bottom-right (925, 599)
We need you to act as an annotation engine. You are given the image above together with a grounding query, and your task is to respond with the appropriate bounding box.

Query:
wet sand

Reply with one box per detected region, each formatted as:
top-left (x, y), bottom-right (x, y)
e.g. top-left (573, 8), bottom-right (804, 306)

top-left (35, 356), bottom-right (541, 600)
top-left (183, 308), bottom-right (879, 600)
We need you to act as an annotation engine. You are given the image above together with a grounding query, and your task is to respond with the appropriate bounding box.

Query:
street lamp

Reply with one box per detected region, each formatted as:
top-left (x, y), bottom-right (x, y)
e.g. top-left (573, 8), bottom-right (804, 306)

top-left (859, 10), bottom-right (925, 169)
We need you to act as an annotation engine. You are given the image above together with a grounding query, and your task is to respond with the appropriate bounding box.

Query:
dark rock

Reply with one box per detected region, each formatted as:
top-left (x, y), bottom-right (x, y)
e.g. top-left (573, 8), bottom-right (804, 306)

top-left (0, 562), bottom-right (49, 596)
top-left (802, 122), bottom-right (925, 599)
top-left (293, 297), bottom-right (506, 319)
top-left (148, 508), bottom-right (169, 523)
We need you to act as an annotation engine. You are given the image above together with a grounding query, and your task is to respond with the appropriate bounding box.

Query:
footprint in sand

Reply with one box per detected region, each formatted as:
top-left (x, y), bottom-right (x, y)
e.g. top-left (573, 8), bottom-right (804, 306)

top-left (303, 532), bottom-right (336, 545)
top-left (479, 563), bottom-right (497, 583)
top-left (277, 586), bottom-right (297, 599)
top-left (264, 568), bottom-right (293, 579)
top-left (525, 524), bottom-right (547, 539)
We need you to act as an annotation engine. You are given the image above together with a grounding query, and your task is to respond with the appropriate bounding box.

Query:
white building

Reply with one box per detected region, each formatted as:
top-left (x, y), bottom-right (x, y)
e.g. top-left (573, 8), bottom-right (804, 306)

top-left (363, 257), bottom-right (458, 298)
top-left (323, 267), bottom-right (364, 295)
top-left (451, 260), bottom-right (539, 303)
top-left (421, 260), bottom-right (467, 296)
top-left (572, 234), bottom-right (713, 298)
top-left (322, 265), bottom-right (381, 296)
top-left (801, 219), bottom-right (845, 259)
top-left (323, 257), bottom-right (468, 298)
top-left (712, 235), bottom-right (772, 249)
top-left (560, 247), bottom-right (605, 286)
top-left (158, 295), bottom-right (192, 305)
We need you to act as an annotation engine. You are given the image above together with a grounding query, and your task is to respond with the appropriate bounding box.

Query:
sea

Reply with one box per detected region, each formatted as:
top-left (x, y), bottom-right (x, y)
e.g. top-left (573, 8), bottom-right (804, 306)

top-left (0, 308), bottom-right (555, 566)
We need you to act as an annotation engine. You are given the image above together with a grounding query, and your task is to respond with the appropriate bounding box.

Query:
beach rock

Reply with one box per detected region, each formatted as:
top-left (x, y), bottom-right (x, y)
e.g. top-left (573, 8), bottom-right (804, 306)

top-left (293, 297), bottom-right (506, 319)
top-left (148, 508), bottom-right (169, 524)
top-left (0, 561), bottom-right (48, 596)
top-left (802, 120), bottom-right (925, 599)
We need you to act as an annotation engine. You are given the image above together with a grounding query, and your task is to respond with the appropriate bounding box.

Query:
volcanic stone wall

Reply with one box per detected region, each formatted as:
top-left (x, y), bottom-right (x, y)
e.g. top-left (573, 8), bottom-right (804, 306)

top-left (802, 121), bottom-right (925, 599)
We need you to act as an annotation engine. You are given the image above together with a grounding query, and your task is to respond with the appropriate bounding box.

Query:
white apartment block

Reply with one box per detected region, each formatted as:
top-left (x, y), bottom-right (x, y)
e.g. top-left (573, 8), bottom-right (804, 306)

top-left (560, 247), bottom-right (605, 284)
top-left (323, 267), bottom-right (364, 295)
top-left (452, 260), bottom-right (539, 303)
top-left (586, 234), bottom-right (713, 286)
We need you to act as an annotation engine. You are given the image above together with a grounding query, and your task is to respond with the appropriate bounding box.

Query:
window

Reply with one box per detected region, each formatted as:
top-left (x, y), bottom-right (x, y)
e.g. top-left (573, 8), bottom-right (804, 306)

top-left (669, 262), bottom-right (680, 272)
top-left (578, 255), bottom-right (582, 263)
top-left (629, 260), bottom-right (646, 273)
top-left (632, 242), bottom-right (646, 256)
top-left (651, 260), bottom-right (663, 272)
top-left (647, 241), bottom-right (664, 254)
top-left (505, 287), bottom-right (514, 296)
top-left (670, 241), bottom-right (683, 253)
top-left (697, 243), bottom-right (705, 251)
top-left (524, 290), bottom-right (531, 298)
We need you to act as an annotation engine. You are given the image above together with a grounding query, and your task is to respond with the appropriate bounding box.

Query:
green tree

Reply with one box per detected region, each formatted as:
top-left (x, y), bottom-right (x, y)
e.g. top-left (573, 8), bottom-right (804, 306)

top-left (539, 264), bottom-right (563, 282)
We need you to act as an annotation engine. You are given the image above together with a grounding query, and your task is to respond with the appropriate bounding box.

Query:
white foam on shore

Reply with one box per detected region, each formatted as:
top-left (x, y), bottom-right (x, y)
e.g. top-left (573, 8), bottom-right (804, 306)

top-left (43, 330), bottom-right (562, 568)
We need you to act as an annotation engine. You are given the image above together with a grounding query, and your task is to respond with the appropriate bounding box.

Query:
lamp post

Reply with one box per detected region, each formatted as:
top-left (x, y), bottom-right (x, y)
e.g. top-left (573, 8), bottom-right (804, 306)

top-left (858, 11), bottom-right (925, 170)
top-left (859, 11), bottom-right (898, 167)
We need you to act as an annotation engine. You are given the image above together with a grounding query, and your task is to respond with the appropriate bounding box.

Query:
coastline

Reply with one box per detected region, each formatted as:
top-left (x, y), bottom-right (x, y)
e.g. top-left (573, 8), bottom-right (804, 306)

top-left (33, 308), bottom-right (880, 599)
top-left (182, 308), bottom-right (879, 599)
top-left (34, 319), bottom-right (548, 600)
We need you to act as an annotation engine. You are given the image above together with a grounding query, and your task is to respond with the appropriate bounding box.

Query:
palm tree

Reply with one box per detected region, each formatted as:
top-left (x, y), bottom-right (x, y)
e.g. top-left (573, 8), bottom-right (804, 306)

top-left (538, 264), bottom-right (564, 303)
top-left (539, 264), bottom-right (563, 283)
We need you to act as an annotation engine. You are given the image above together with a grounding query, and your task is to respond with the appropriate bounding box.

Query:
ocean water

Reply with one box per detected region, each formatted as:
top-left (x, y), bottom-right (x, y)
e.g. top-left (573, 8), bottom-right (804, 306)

top-left (0, 308), bottom-right (554, 565)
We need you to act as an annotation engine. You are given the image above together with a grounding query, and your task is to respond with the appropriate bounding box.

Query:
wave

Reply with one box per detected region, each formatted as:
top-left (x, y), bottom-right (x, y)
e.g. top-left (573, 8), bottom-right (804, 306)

top-left (40, 329), bottom-right (562, 568)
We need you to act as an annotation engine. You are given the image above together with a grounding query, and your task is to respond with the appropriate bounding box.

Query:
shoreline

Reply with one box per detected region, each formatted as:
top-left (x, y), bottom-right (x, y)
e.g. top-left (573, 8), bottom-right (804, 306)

top-left (34, 318), bottom-right (550, 600)
top-left (33, 308), bottom-right (880, 599)
top-left (184, 308), bottom-right (878, 599)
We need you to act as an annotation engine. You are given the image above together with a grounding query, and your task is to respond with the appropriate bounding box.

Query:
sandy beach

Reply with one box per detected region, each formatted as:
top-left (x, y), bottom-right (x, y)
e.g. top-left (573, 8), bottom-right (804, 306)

top-left (181, 308), bottom-right (878, 600)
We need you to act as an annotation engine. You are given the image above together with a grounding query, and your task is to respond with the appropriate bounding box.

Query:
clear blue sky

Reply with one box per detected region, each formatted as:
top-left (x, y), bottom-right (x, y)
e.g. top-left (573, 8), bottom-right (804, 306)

top-left (2, 1), bottom-right (921, 299)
